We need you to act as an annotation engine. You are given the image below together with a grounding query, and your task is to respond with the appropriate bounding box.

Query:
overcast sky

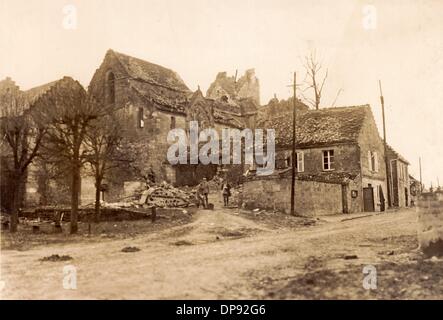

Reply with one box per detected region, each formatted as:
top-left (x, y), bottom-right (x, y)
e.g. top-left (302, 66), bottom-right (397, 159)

top-left (1, 0), bottom-right (442, 187)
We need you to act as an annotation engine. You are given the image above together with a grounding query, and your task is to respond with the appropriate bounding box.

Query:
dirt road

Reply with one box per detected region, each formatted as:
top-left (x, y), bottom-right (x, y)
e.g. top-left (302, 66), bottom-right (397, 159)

top-left (1, 205), bottom-right (442, 300)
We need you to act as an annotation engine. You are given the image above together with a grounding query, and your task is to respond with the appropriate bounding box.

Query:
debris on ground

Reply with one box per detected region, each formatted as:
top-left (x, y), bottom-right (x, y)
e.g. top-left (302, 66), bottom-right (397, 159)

top-left (121, 246), bottom-right (141, 253)
top-left (343, 254), bottom-right (358, 260)
top-left (172, 240), bottom-right (193, 246)
top-left (143, 182), bottom-right (195, 208)
top-left (220, 230), bottom-right (245, 238)
top-left (40, 254), bottom-right (73, 262)
top-left (303, 220), bottom-right (317, 226)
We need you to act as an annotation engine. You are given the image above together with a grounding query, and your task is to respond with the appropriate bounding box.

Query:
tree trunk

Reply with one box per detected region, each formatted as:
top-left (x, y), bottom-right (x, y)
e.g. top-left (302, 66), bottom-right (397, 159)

top-left (70, 163), bottom-right (80, 234)
top-left (94, 176), bottom-right (102, 223)
top-left (9, 175), bottom-right (22, 233)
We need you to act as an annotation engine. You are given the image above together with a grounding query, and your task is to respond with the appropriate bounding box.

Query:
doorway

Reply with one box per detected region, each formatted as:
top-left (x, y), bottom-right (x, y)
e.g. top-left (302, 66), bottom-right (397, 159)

top-left (405, 187), bottom-right (409, 207)
top-left (363, 187), bottom-right (375, 212)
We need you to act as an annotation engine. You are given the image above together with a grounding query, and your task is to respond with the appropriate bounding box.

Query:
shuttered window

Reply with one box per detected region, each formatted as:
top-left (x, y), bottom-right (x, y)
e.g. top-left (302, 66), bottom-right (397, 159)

top-left (374, 151), bottom-right (379, 172)
top-left (296, 152), bottom-right (305, 172)
top-left (368, 150), bottom-right (379, 172)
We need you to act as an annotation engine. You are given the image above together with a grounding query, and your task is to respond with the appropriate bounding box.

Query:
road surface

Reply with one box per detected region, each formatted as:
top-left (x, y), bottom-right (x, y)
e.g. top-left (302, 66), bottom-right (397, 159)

top-left (1, 206), bottom-right (442, 299)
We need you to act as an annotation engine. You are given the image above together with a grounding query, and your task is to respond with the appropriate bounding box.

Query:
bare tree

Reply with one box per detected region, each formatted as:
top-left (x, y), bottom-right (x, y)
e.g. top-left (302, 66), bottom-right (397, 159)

top-left (35, 77), bottom-right (109, 234)
top-left (0, 91), bottom-right (46, 232)
top-left (84, 114), bottom-right (124, 222)
top-left (301, 50), bottom-right (342, 110)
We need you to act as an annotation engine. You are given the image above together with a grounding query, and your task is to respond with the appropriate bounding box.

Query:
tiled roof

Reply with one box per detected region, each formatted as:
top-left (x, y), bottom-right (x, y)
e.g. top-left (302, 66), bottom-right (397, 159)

top-left (259, 105), bottom-right (371, 148)
top-left (187, 89), bottom-right (245, 128)
top-left (25, 81), bottom-right (59, 104)
top-left (386, 144), bottom-right (409, 164)
top-left (104, 50), bottom-right (191, 115)
top-left (1, 77), bottom-right (81, 117)
top-left (212, 107), bottom-right (245, 129)
top-left (128, 79), bottom-right (189, 115)
top-left (111, 50), bottom-right (190, 92)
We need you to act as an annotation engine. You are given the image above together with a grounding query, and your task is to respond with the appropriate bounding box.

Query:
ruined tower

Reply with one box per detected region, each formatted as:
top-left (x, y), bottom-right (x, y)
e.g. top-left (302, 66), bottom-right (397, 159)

top-left (206, 69), bottom-right (260, 106)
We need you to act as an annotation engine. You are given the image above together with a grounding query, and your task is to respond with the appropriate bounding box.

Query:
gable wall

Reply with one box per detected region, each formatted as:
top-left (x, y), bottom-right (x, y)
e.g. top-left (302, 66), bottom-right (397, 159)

top-left (357, 112), bottom-right (387, 211)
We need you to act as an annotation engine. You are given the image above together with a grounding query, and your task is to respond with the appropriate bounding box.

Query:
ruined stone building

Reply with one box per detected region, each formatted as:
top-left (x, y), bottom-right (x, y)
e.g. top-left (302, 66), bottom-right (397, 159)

top-left (257, 95), bottom-right (310, 122)
top-left (83, 50), bottom-right (258, 203)
top-left (242, 105), bottom-right (408, 215)
top-left (206, 69), bottom-right (260, 106)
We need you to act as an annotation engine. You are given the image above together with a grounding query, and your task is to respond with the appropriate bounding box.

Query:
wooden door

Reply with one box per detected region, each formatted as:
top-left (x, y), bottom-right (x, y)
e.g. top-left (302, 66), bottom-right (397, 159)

top-left (363, 187), bottom-right (375, 212)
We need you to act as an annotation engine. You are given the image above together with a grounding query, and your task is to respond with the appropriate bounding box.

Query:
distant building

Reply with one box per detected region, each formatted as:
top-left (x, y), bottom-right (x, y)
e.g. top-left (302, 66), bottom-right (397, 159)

top-left (206, 69), bottom-right (260, 106)
top-left (258, 94), bottom-right (309, 121)
top-left (409, 174), bottom-right (421, 206)
top-left (386, 145), bottom-right (410, 207)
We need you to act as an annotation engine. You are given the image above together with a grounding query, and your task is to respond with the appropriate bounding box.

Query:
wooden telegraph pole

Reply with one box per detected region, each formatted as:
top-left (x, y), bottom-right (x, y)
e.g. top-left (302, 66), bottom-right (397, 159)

top-left (419, 157), bottom-right (423, 193)
top-left (379, 80), bottom-right (392, 208)
top-left (290, 72), bottom-right (297, 216)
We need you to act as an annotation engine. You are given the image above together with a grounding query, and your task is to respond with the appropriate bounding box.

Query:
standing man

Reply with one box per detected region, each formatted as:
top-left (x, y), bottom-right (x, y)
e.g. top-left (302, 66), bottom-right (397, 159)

top-left (221, 180), bottom-right (231, 207)
top-left (199, 178), bottom-right (210, 209)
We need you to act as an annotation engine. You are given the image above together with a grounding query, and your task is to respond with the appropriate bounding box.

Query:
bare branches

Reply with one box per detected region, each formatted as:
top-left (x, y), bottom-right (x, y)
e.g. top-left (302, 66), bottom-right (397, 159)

top-left (33, 77), bottom-right (112, 234)
top-left (302, 50), bottom-right (329, 110)
top-left (83, 113), bottom-right (126, 222)
top-left (331, 88), bottom-right (343, 107)
top-left (301, 50), bottom-right (344, 110)
top-left (0, 88), bottom-right (47, 232)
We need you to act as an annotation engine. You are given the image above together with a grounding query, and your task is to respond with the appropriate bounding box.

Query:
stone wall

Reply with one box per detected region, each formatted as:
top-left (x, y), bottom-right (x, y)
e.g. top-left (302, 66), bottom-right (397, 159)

top-left (242, 176), bottom-right (343, 216)
top-left (274, 144), bottom-right (364, 213)
top-left (358, 111), bottom-right (388, 211)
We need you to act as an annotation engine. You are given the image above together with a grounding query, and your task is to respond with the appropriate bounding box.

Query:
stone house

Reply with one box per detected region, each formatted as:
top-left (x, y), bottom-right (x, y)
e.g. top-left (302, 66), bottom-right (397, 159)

top-left (387, 145), bottom-right (410, 207)
top-left (242, 105), bottom-right (391, 215)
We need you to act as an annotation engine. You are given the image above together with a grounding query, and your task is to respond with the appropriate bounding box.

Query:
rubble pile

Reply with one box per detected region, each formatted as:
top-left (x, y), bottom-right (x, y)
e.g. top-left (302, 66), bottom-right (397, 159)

top-left (101, 182), bottom-right (197, 209)
top-left (139, 182), bottom-right (196, 208)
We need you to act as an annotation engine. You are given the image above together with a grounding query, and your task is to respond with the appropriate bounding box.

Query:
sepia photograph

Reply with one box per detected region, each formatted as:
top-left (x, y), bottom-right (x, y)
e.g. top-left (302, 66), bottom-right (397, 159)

top-left (0, 0), bottom-right (442, 306)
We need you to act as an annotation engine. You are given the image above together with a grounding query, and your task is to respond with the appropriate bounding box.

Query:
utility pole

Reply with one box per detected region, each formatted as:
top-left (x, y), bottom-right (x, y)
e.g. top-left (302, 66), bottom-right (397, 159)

top-left (419, 157), bottom-right (423, 193)
top-left (379, 80), bottom-right (392, 208)
top-left (291, 72), bottom-right (297, 216)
